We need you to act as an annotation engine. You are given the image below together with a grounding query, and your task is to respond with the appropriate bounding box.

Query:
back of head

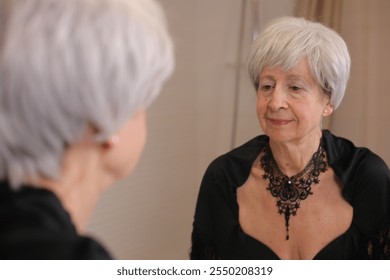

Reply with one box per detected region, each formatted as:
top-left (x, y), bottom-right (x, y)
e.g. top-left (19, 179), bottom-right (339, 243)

top-left (0, 0), bottom-right (174, 188)
top-left (248, 16), bottom-right (350, 110)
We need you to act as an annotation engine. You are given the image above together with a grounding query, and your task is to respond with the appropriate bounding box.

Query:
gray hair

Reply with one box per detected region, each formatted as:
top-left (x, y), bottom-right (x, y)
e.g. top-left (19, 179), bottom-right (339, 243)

top-left (248, 16), bottom-right (350, 110)
top-left (0, 0), bottom-right (174, 188)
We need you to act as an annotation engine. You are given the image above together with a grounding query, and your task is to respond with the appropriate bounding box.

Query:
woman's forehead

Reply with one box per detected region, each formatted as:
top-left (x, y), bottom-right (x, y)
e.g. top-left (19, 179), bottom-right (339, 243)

top-left (260, 58), bottom-right (315, 81)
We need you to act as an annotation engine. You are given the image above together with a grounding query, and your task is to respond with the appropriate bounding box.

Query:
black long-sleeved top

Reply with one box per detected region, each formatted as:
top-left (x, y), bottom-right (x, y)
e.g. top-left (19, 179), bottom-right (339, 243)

top-left (191, 130), bottom-right (390, 259)
top-left (0, 182), bottom-right (112, 259)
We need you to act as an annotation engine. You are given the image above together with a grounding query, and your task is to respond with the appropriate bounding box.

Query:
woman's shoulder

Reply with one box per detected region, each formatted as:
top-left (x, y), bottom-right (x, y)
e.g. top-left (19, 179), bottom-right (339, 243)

top-left (198, 135), bottom-right (268, 192)
top-left (0, 228), bottom-right (112, 259)
top-left (0, 182), bottom-right (113, 259)
top-left (323, 129), bottom-right (389, 200)
top-left (323, 129), bottom-right (389, 179)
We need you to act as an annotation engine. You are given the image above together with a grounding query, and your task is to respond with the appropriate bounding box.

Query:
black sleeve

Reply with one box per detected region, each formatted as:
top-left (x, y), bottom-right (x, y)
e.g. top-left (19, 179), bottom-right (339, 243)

top-left (351, 152), bottom-right (390, 259)
top-left (189, 160), bottom-right (238, 260)
top-left (190, 166), bottom-right (221, 259)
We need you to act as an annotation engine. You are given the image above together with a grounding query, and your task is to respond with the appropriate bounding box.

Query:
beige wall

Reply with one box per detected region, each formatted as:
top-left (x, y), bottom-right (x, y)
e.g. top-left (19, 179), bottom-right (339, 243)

top-left (86, 0), bottom-right (389, 260)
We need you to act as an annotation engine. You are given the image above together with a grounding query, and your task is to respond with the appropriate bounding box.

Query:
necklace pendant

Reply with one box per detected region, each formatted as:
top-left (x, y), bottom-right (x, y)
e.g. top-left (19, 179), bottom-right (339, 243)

top-left (285, 206), bottom-right (290, 240)
top-left (284, 180), bottom-right (293, 192)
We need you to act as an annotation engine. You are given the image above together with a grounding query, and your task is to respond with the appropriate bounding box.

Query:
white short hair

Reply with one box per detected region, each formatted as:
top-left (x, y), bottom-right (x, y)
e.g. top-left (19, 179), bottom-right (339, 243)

top-left (0, 0), bottom-right (174, 188)
top-left (248, 16), bottom-right (350, 110)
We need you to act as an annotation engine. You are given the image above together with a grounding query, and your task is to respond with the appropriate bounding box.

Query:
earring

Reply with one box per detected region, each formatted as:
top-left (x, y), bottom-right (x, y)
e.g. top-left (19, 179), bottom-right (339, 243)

top-left (110, 135), bottom-right (120, 144)
top-left (103, 135), bottom-right (120, 149)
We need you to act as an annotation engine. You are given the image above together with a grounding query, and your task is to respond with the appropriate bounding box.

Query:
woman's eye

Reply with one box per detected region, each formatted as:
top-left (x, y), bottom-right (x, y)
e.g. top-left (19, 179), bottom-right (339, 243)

top-left (260, 84), bottom-right (274, 91)
top-left (258, 84), bottom-right (274, 96)
top-left (290, 85), bottom-right (301, 91)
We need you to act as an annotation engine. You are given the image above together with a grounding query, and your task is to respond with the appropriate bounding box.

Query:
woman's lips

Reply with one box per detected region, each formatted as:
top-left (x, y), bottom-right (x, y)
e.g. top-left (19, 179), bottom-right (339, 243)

top-left (266, 117), bottom-right (293, 125)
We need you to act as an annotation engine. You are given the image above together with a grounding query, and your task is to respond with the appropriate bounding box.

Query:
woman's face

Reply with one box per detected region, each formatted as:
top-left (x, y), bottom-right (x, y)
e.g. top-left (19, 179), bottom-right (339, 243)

top-left (256, 58), bottom-right (333, 144)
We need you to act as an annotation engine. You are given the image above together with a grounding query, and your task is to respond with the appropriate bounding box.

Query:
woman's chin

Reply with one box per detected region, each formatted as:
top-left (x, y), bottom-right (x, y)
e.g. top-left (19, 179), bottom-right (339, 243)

top-left (263, 128), bottom-right (295, 143)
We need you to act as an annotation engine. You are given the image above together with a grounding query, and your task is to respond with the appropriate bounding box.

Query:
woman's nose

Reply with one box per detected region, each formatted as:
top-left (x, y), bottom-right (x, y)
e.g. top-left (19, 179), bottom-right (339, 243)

top-left (268, 85), bottom-right (288, 111)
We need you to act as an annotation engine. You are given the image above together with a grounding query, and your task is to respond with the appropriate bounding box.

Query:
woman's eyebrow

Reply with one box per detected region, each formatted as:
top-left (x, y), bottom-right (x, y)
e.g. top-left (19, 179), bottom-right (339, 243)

top-left (285, 74), bottom-right (310, 84)
top-left (259, 75), bottom-right (275, 81)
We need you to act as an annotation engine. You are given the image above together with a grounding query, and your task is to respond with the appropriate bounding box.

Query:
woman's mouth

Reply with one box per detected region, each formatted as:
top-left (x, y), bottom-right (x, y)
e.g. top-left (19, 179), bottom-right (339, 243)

top-left (266, 117), bottom-right (293, 126)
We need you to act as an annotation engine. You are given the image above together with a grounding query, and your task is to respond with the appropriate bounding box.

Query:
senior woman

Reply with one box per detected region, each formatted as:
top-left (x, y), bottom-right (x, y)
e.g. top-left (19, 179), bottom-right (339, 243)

top-left (0, 0), bottom-right (173, 259)
top-left (190, 17), bottom-right (390, 260)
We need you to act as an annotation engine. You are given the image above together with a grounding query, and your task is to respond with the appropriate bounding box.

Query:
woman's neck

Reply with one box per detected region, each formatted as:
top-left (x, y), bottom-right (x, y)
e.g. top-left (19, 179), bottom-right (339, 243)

top-left (31, 141), bottom-right (113, 234)
top-left (268, 130), bottom-right (323, 177)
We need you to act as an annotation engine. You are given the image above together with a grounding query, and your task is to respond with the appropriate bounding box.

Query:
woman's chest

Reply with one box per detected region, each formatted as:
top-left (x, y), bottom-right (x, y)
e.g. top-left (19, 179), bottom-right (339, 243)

top-left (237, 168), bottom-right (353, 259)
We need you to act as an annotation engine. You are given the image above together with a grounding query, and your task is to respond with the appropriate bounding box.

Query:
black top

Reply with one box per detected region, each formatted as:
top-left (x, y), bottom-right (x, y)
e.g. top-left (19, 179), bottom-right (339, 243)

top-left (0, 181), bottom-right (112, 259)
top-left (190, 130), bottom-right (390, 259)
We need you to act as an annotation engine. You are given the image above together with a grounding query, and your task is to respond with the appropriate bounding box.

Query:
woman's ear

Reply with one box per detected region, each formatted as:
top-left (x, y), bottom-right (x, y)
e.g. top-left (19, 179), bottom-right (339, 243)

top-left (322, 102), bottom-right (334, 117)
top-left (102, 135), bottom-right (120, 150)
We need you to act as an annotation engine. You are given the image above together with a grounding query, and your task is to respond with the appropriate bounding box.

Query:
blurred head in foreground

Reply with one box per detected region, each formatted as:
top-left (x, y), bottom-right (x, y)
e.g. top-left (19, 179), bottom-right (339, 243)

top-left (0, 0), bottom-right (174, 259)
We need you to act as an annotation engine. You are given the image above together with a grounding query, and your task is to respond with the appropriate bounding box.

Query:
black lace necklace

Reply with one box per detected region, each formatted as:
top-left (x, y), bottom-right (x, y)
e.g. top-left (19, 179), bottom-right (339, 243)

top-left (260, 138), bottom-right (327, 240)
